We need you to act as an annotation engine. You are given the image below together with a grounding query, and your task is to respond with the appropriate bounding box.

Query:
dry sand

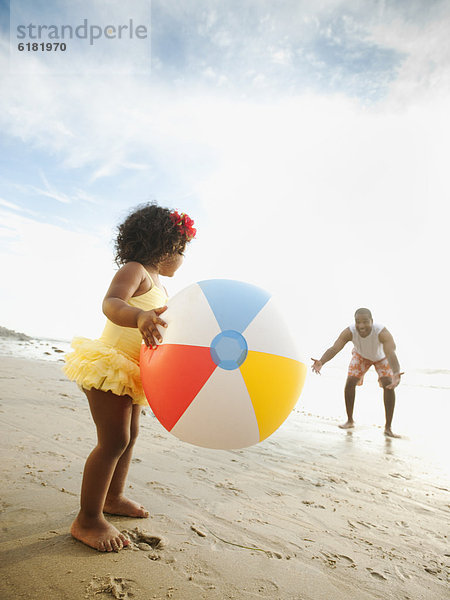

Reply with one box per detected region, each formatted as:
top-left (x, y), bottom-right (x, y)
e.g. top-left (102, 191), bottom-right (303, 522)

top-left (0, 355), bottom-right (448, 600)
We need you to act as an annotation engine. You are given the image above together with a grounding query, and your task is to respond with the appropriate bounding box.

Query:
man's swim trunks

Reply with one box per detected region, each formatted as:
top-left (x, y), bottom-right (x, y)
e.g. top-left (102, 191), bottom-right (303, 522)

top-left (348, 348), bottom-right (393, 386)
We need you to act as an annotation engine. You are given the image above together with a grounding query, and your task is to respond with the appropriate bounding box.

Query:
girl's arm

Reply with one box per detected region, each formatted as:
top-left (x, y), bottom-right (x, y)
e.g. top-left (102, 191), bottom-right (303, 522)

top-left (102, 262), bottom-right (167, 347)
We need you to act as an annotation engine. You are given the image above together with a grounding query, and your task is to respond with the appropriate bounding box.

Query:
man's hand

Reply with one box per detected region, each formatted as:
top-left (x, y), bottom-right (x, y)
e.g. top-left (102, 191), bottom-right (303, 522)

top-left (311, 358), bottom-right (323, 374)
top-left (137, 306), bottom-right (168, 348)
top-left (386, 372), bottom-right (404, 389)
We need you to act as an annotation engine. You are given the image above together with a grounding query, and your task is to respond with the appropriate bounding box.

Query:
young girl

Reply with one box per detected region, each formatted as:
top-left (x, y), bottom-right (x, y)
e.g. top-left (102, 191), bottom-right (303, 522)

top-left (64, 203), bottom-right (196, 552)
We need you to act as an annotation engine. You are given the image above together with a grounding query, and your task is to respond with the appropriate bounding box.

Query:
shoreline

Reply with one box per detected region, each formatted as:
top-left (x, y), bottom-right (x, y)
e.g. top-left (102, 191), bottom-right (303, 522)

top-left (0, 355), bottom-right (448, 599)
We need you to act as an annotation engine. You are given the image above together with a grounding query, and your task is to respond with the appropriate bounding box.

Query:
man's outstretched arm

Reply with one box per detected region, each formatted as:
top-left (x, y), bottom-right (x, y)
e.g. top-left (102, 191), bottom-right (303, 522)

top-left (379, 328), bottom-right (403, 388)
top-left (311, 328), bottom-right (352, 374)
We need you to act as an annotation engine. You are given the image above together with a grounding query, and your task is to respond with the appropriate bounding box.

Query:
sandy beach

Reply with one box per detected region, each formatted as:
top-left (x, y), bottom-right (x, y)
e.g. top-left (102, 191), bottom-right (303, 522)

top-left (0, 354), bottom-right (448, 600)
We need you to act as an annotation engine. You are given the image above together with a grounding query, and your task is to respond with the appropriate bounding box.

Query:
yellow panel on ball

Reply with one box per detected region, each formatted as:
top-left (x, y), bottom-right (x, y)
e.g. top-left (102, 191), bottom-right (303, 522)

top-left (240, 351), bottom-right (307, 442)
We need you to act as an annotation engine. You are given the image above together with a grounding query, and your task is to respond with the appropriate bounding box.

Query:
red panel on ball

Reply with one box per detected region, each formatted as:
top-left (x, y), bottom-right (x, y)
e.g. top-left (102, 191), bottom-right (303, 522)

top-left (140, 344), bottom-right (217, 431)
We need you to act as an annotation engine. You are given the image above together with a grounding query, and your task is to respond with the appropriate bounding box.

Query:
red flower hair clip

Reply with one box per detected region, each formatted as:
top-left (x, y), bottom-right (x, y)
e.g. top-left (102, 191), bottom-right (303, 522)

top-left (170, 210), bottom-right (197, 241)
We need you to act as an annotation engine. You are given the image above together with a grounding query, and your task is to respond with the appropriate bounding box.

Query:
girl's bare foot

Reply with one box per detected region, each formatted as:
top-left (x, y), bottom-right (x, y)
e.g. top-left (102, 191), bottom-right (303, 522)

top-left (71, 514), bottom-right (129, 552)
top-left (338, 420), bottom-right (355, 429)
top-left (104, 494), bottom-right (149, 518)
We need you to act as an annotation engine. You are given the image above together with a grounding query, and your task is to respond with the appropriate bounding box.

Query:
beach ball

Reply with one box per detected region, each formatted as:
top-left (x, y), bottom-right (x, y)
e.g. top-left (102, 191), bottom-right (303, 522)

top-left (140, 279), bottom-right (307, 450)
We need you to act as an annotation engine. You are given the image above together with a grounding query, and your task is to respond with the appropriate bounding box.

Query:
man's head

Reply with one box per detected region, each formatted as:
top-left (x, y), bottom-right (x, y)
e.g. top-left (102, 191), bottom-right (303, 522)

top-left (354, 308), bottom-right (373, 337)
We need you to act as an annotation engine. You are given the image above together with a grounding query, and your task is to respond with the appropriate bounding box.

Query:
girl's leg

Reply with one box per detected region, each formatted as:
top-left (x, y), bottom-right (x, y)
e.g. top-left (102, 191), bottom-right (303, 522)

top-left (104, 404), bottom-right (149, 518)
top-left (70, 388), bottom-right (132, 552)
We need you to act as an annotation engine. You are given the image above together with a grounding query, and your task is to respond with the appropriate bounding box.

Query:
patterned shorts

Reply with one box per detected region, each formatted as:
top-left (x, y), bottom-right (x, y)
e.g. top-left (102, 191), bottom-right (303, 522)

top-left (348, 349), bottom-right (393, 386)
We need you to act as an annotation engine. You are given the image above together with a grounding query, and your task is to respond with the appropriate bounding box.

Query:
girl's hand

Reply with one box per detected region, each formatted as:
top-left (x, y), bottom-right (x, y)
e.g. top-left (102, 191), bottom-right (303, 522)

top-left (137, 306), bottom-right (168, 348)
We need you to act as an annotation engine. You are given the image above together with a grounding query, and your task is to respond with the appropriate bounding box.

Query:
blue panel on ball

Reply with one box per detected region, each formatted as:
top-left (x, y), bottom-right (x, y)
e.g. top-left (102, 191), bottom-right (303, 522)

top-left (210, 330), bottom-right (248, 370)
top-left (198, 279), bottom-right (271, 334)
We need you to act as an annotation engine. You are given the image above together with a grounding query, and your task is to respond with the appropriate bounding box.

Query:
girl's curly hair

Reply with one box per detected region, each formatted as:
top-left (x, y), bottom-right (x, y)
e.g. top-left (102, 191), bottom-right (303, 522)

top-left (114, 203), bottom-right (194, 267)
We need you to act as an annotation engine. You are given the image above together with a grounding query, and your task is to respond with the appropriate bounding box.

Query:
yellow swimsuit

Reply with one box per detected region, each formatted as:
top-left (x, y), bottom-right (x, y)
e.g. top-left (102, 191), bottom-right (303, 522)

top-left (63, 276), bottom-right (168, 406)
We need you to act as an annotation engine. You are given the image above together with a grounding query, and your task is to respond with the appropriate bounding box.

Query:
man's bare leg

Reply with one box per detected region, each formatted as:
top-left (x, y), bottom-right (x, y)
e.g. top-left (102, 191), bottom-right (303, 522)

top-left (339, 377), bottom-right (359, 429)
top-left (381, 380), bottom-right (401, 438)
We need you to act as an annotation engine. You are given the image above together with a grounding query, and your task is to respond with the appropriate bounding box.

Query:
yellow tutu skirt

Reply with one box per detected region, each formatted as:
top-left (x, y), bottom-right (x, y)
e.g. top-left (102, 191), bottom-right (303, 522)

top-left (63, 337), bottom-right (148, 406)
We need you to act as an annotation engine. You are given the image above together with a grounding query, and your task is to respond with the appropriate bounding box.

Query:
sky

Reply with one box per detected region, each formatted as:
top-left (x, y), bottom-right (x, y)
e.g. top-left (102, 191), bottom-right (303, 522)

top-left (0, 0), bottom-right (449, 370)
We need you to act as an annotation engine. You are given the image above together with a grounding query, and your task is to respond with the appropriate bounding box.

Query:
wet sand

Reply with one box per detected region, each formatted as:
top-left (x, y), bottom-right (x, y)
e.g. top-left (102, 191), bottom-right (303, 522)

top-left (0, 355), bottom-right (448, 599)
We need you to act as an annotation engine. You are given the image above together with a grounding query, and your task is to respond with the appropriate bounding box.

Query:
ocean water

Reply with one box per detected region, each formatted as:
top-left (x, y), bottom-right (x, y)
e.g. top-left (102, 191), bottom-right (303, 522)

top-left (0, 335), bottom-right (71, 362)
top-left (1, 335), bottom-right (448, 481)
top-left (294, 364), bottom-right (450, 480)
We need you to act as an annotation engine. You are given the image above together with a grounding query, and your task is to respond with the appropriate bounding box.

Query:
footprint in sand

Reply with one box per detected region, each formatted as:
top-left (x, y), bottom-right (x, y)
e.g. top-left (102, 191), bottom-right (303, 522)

top-left (123, 526), bottom-right (165, 552)
top-left (86, 575), bottom-right (134, 599)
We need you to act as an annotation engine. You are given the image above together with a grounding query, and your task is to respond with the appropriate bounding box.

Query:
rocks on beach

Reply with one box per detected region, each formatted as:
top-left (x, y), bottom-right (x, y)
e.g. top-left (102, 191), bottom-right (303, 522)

top-left (0, 325), bottom-right (68, 360)
top-left (0, 325), bottom-right (32, 341)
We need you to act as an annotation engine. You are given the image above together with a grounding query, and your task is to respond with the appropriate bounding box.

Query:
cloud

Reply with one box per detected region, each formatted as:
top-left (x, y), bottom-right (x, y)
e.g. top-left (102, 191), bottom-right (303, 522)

top-left (0, 207), bottom-right (113, 339)
top-left (30, 171), bottom-right (71, 203)
top-left (148, 0), bottom-right (405, 99)
top-left (365, 1), bottom-right (450, 105)
top-left (0, 1), bottom-right (449, 366)
top-left (0, 1), bottom-right (448, 178)
top-left (0, 198), bottom-right (24, 211)
top-left (0, 196), bottom-right (39, 216)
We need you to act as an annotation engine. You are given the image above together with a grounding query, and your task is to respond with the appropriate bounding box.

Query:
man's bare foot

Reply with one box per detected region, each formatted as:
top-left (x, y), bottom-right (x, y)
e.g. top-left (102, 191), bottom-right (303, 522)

top-left (71, 514), bottom-right (129, 552)
top-left (338, 420), bottom-right (355, 429)
top-left (384, 427), bottom-right (401, 438)
top-left (104, 494), bottom-right (149, 518)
